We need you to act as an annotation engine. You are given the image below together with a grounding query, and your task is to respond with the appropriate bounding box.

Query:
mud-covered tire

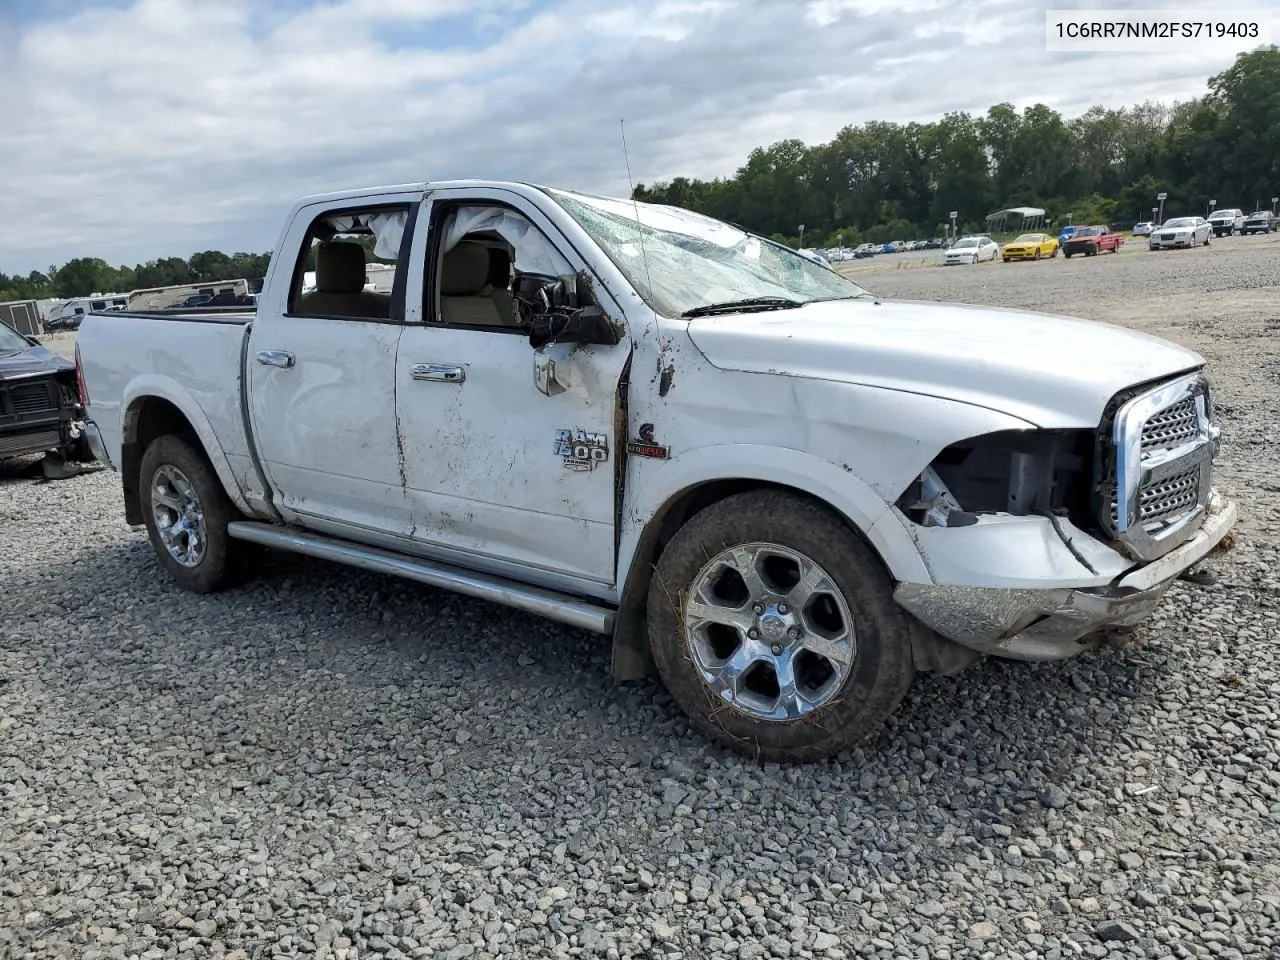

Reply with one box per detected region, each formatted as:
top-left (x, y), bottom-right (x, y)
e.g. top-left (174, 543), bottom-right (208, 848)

top-left (139, 435), bottom-right (257, 594)
top-left (646, 490), bottom-right (916, 762)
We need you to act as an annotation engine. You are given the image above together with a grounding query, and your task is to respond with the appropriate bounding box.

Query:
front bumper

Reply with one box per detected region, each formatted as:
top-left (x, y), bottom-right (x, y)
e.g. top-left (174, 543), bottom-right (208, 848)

top-left (894, 492), bottom-right (1237, 662)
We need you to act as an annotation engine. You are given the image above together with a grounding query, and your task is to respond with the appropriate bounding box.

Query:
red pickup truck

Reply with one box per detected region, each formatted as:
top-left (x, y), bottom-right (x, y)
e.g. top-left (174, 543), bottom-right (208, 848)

top-left (1062, 225), bottom-right (1123, 257)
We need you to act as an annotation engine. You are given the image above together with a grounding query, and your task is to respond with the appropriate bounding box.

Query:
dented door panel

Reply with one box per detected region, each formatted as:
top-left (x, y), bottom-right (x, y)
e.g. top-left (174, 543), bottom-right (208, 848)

top-left (394, 186), bottom-right (631, 585)
top-left (395, 330), bottom-right (624, 584)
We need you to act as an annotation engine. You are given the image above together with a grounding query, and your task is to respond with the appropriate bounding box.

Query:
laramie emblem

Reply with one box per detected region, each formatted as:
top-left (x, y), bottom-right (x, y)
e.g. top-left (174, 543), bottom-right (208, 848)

top-left (554, 429), bottom-right (609, 471)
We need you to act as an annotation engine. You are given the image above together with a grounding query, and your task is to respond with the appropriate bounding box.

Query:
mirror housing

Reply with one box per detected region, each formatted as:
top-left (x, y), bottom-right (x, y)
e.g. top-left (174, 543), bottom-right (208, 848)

top-left (527, 306), bottom-right (616, 350)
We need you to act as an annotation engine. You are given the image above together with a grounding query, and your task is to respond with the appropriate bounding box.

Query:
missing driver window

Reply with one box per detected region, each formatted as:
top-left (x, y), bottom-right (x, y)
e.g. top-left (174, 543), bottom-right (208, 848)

top-left (431, 205), bottom-right (573, 330)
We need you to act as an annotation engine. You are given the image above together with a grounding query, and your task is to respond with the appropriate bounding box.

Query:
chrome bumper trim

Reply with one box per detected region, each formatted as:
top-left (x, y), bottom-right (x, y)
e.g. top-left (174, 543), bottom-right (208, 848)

top-left (895, 492), bottom-right (1237, 662)
top-left (84, 420), bottom-right (113, 469)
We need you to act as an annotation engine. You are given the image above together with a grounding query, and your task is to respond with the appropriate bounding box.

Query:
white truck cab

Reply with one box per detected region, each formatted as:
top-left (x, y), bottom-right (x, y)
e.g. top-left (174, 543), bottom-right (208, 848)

top-left (77, 181), bottom-right (1237, 761)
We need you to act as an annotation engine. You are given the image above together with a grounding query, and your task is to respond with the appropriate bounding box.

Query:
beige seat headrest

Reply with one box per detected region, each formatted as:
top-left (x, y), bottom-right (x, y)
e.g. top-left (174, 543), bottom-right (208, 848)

top-left (441, 242), bottom-right (491, 296)
top-left (315, 241), bottom-right (368, 294)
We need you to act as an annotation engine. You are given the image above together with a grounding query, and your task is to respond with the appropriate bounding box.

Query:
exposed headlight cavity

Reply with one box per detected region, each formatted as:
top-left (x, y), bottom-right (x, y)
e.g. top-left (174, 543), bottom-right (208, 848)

top-left (898, 429), bottom-right (1096, 530)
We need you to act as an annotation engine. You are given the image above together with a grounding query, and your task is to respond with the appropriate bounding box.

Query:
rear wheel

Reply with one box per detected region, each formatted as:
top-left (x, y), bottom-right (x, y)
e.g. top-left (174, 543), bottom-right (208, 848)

top-left (646, 490), bottom-right (916, 762)
top-left (139, 435), bottom-right (258, 594)
top-left (1033, 247), bottom-right (1041, 260)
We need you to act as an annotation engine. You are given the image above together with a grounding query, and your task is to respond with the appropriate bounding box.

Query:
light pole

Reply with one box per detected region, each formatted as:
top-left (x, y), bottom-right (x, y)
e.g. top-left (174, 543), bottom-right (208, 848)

top-left (1157, 192), bottom-right (1167, 225)
top-left (949, 210), bottom-right (957, 239)
top-left (1209, 199), bottom-right (1216, 218)
top-left (798, 223), bottom-right (805, 248)
top-left (1272, 197), bottom-right (1278, 215)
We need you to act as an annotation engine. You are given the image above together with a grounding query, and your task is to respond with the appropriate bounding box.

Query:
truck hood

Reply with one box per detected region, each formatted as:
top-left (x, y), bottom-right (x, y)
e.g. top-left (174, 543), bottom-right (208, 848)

top-left (0, 343), bottom-right (73, 381)
top-left (685, 298), bottom-right (1203, 427)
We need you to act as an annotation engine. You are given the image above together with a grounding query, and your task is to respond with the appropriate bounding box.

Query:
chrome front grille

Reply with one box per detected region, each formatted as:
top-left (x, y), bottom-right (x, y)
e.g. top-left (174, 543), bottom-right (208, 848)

top-left (1110, 469), bottom-right (1200, 527)
top-left (1141, 396), bottom-right (1197, 454)
top-left (1100, 373), bottom-right (1216, 561)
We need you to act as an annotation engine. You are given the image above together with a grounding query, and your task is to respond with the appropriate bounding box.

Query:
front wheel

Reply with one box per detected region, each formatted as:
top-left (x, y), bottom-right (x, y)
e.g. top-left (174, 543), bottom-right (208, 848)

top-left (139, 435), bottom-right (258, 594)
top-left (646, 490), bottom-right (917, 762)
top-left (1033, 248), bottom-right (1041, 260)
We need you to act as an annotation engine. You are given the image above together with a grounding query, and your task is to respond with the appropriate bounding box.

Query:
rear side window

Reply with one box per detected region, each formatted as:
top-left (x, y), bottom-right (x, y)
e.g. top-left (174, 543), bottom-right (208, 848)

top-left (287, 204), bottom-right (411, 322)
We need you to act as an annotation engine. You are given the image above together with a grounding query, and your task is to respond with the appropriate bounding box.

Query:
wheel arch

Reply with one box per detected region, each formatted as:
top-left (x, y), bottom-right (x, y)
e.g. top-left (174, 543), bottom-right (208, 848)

top-left (610, 456), bottom-right (939, 680)
top-left (121, 384), bottom-right (249, 524)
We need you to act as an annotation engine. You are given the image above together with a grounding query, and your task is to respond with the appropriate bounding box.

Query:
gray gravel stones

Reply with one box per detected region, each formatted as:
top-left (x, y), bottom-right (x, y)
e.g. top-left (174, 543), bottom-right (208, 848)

top-left (5, 241), bottom-right (1280, 958)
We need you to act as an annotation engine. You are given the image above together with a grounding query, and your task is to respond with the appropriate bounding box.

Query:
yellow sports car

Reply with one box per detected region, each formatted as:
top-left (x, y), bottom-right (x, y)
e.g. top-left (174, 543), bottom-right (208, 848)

top-left (1000, 233), bottom-right (1059, 261)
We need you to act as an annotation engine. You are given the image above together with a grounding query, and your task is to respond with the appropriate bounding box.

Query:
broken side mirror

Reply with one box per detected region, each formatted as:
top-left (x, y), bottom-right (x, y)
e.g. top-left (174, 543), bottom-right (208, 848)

top-left (527, 305), bottom-right (618, 350)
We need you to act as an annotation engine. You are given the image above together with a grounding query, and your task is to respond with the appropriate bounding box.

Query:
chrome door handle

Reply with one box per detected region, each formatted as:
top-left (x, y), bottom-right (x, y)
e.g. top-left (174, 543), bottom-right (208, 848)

top-left (412, 363), bottom-right (465, 383)
top-left (256, 350), bottom-right (295, 368)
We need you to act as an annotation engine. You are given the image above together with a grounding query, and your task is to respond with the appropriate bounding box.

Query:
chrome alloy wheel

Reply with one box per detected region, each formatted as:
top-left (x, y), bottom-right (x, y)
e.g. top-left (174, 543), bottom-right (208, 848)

top-left (150, 464), bottom-right (207, 568)
top-left (682, 542), bottom-right (856, 721)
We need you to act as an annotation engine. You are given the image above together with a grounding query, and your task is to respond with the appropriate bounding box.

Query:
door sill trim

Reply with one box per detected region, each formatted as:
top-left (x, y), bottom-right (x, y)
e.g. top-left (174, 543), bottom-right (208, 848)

top-left (228, 521), bottom-right (616, 634)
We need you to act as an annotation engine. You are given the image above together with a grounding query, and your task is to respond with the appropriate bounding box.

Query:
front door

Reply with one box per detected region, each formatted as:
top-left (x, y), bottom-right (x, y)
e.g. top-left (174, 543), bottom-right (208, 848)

top-left (247, 194), bottom-right (419, 537)
top-left (394, 188), bottom-right (630, 588)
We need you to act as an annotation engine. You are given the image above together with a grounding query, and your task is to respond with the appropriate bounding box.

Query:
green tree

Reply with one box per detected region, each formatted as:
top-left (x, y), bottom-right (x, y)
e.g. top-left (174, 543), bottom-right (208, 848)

top-left (51, 257), bottom-right (113, 298)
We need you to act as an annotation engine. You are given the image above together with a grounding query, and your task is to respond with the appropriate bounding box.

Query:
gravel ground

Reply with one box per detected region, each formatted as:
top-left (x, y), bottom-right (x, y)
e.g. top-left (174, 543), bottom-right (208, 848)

top-left (4, 236), bottom-right (1279, 960)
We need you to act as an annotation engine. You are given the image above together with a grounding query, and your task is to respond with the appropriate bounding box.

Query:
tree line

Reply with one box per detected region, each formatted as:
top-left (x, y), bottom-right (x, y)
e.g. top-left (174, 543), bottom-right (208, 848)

top-left (0, 250), bottom-right (272, 304)
top-left (4, 46), bottom-right (1277, 299)
top-left (633, 46), bottom-right (1280, 248)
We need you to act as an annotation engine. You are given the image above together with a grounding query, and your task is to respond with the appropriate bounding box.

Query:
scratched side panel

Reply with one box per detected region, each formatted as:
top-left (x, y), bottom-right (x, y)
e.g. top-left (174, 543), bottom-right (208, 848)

top-left (395, 327), bottom-right (623, 584)
top-left (79, 312), bottom-right (262, 516)
top-left (247, 317), bottom-right (411, 537)
top-left (614, 321), bottom-right (1036, 590)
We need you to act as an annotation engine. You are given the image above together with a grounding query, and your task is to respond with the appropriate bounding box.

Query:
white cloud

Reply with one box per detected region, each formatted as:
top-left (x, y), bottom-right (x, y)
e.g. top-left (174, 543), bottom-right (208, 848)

top-left (0, 0), bottom-right (1248, 272)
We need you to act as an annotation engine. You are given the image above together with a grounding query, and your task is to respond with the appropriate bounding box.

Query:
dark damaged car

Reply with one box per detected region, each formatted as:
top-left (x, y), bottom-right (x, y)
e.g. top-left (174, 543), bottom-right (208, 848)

top-left (0, 321), bottom-right (95, 463)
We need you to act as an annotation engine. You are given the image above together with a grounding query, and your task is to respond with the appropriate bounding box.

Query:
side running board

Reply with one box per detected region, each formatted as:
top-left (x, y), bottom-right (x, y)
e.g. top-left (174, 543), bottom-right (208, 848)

top-left (227, 521), bottom-right (616, 634)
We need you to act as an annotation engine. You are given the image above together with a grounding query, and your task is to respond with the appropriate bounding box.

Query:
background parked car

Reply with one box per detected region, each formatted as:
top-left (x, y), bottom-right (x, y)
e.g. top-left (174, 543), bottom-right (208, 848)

top-left (1241, 210), bottom-right (1274, 234)
top-left (1057, 224), bottom-right (1079, 246)
top-left (1149, 216), bottom-right (1212, 249)
top-left (1207, 208), bottom-right (1245, 236)
top-left (1062, 225), bottom-right (1124, 257)
top-left (942, 235), bottom-right (999, 264)
top-left (1000, 232), bottom-right (1059, 261)
top-left (1132, 221), bottom-right (1155, 236)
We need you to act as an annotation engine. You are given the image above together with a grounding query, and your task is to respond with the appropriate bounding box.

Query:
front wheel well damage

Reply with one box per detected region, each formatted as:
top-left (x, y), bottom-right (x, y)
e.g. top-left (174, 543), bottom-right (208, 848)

top-left (121, 397), bottom-right (201, 525)
top-left (609, 478), bottom-right (974, 681)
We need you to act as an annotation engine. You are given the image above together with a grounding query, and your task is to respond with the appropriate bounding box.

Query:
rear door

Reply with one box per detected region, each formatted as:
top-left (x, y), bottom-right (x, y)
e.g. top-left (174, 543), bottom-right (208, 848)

top-left (246, 192), bottom-right (421, 537)
top-left (394, 186), bottom-right (631, 590)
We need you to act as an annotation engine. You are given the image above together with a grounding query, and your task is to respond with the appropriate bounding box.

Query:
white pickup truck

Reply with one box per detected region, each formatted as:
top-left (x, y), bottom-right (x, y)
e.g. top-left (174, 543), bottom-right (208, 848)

top-left (1207, 208), bottom-right (1245, 237)
top-left (77, 180), bottom-right (1237, 761)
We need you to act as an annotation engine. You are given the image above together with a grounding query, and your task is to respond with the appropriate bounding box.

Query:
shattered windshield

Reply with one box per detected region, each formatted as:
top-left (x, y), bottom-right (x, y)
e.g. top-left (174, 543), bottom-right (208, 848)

top-left (547, 188), bottom-right (872, 318)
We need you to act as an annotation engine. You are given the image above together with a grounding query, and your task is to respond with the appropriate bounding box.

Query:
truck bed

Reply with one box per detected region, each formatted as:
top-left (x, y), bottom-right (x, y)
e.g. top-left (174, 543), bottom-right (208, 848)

top-left (77, 308), bottom-right (264, 514)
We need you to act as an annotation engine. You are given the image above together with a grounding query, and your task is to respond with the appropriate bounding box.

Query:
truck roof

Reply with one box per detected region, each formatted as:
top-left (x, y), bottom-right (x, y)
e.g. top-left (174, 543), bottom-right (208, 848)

top-left (292, 179), bottom-right (565, 207)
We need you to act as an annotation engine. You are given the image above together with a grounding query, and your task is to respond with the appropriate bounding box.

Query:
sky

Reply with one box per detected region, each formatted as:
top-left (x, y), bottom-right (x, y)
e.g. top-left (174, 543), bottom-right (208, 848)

top-left (0, 0), bottom-right (1271, 274)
